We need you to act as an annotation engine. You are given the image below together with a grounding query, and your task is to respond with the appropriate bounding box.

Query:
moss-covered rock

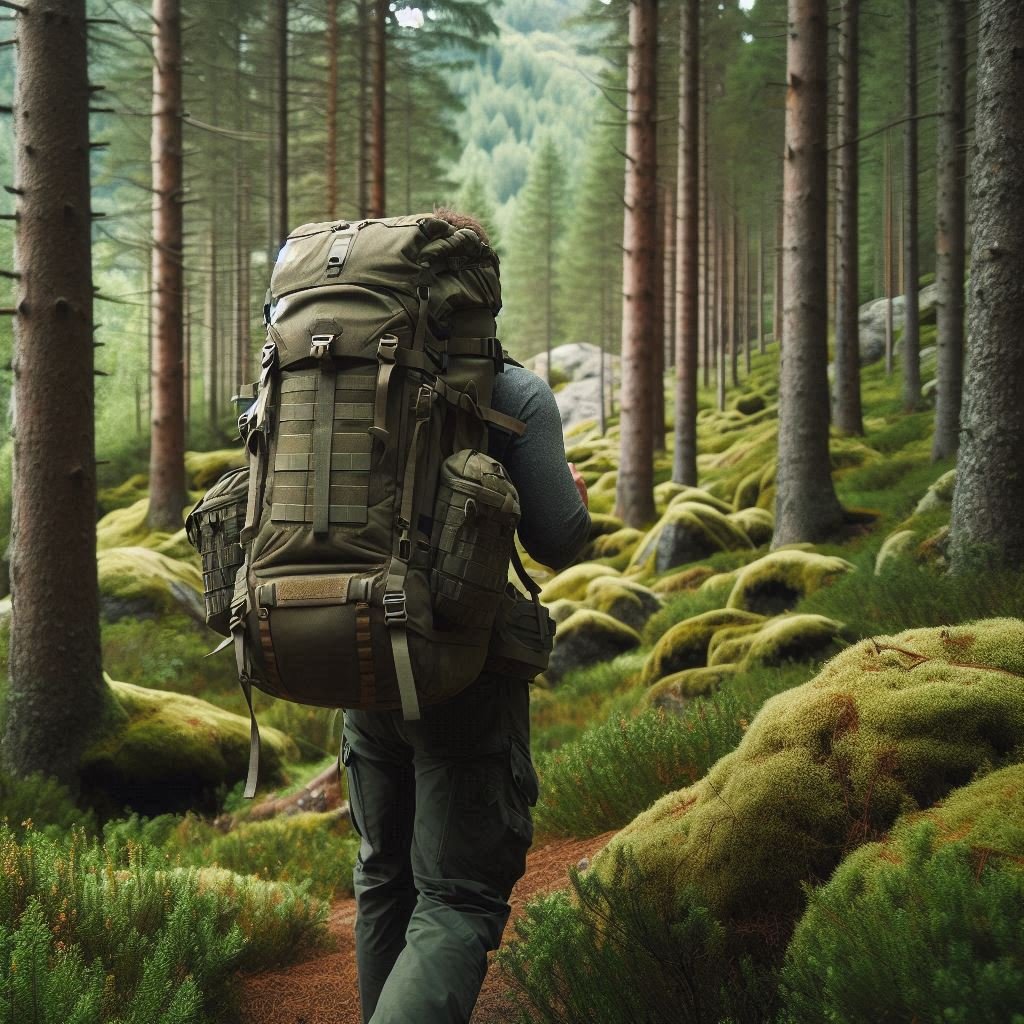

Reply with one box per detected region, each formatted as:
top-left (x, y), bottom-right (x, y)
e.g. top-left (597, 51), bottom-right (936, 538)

top-left (653, 481), bottom-right (687, 514)
top-left (97, 473), bottom-right (150, 515)
top-left (540, 563), bottom-right (622, 604)
top-left (587, 512), bottom-right (627, 539)
top-left (546, 610), bottom-right (641, 683)
top-left (913, 467), bottom-right (956, 515)
top-left (666, 488), bottom-right (734, 516)
top-left (599, 619), bottom-right (1024, 959)
top-left (781, 762), bottom-right (1024, 1023)
top-left (706, 622), bottom-right (764, 667)
top-left (728, 507), bottom-right (773, 546)
top-left (96, 497), bottom-right (198, 554)
top-left (585, 577), bottom-right (662, 632)
top-left (185, 448), bottom-right (246, 489)
top-left (546, 598), bottom-right (583, 625)
top-left (874, 528), bottom-right (919, 575)
top-left (726, 550), bottom-right (855, 615)
top-left (642, 608), bottom-right (764, 684)
top-left (734, 393), bottom-right (767, 416)
top-left (81, 675), bottom-right (298, 815)
top-left (629, 501), bottom-right (754, 576)
top-left (590, 471), bottom-right (618, 496)
top-left (648, 665), bottom-right (739, 711)
top-left (98, 546), bottom-right (205, 623)
top-left (651, 565), bottom-right (718, 595)
top-left (742, 613), bottom-right (847, 667)
top-left (696, 569), bottom-right (740, 604)
top-left (586, 528), bottom-right (645, 569)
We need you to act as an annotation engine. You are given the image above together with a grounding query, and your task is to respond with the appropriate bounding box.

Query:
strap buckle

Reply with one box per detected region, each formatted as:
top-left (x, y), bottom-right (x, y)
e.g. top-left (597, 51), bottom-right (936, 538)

top-left (311, 334), bottom-right (334, 359)
top-left (378, 334), bottom-right (398, 362)
top-left (383, 591), bottom-right (408, 625)
top-left (414, 384), bottom-right (433, 420)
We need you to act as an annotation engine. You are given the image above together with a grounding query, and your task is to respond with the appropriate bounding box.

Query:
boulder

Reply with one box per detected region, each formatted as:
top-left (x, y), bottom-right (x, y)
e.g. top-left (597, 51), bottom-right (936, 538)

top-left (546, 598), bottom-right (583, 625)
top-left (913, 468), bottom-right (956, 515)
top-left (648, 665), bottom-right (739, 712)
top-left (540, 562), bottom-right (621, 604)
top-left (706, 622), bottom-right (764, 667)
top-left (185, 448), bottom-right (247, 489)
top-left (666, 488), bottom-right (734, 516)
top-left (741, 613), bottom-right (847, 667)
top-left (546, 610), bottom-right (641, 683)
top-left (642, 608), bottom-right (764, 684)
top-left (98, 546), bottom-right (206, 623)
top-left (629, 501), bottom-right (754, 576)
top-left (598, 619), bottom-right (1024, 961)
top-left (585, 577), bottom-right (662, 632)
top-left (81, 675), bottom-right (298, 815)
top-left (734, 393), bottom-right (766, 416)
top-left (874, 528), bottom-right (919, 575)
top-left (585, 528), bottom-right (645, 568)
top-left (725, 550), bottom-right (855, 616)
top-left (651, 565), bottom-right (718, 595)
top-left (728, 507), bottom-right (773, 546)
top-left (697, 570), bottom-right (740, 605)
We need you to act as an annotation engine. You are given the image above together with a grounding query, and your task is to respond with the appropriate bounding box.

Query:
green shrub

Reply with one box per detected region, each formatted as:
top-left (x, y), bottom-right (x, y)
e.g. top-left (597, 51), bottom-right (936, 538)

top-left (499, 848), bottom-right (771, 1024)
top-left (0, 771), bottom-right (96, 838)
top-left (781, 764), bottom-right (1024, 1024)
top-left (0, 823), bottom-right (328, 1023)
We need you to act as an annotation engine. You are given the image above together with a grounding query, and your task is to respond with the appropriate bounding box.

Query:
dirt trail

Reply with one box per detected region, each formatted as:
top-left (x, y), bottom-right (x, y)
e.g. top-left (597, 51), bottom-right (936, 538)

top-left (238, 832), bottom-right (616, 1024)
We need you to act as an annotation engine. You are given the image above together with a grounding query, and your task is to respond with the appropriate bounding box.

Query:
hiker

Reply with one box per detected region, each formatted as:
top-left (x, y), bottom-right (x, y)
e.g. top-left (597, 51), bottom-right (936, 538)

top-left (187, 207), bottom-right (590, 1024)
top-left (342, 211), bottom-right (591, 1023)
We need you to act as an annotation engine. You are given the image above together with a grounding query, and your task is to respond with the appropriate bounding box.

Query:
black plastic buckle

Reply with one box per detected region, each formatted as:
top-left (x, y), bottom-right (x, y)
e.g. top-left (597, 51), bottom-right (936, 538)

top-left (383, 592), bottom-right (408, 625)
top-left (414, 385), bottom-right (433, 420)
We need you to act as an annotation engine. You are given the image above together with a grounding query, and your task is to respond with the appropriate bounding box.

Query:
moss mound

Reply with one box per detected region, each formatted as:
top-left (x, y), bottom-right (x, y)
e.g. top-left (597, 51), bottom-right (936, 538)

top-left (540, 563), bottom-right (621, 604)
top-left (81, 676), bottom-right (298, 815)
top-left (706, 622), bottom-right (764, 667)
top-left (629, 501), bottom-right (753, 576)
top-left (546, 598), bottom-right (582, 625)
top-left (874, 527), bottom-right (918, 574)
top-left (546, 609), bottom-right (641, 683)
top-left (599, 619), bottom-right (1024, 959)
top-left (742, 613), bottom-right (847, 668)
top-left (651, 565), bottom-right (717, 595)
top-left (782, 763), bottom-right (1024, 1024)
top-left (913, 467), bottom-right (956, 515)
top-left (666, 487), bottom-right (734, 516)
top-left (642, 608), bottom-right (764, 684)
top-left (97, 473), bottom-right (150, 515)
top-left (648, 665), bottom-right (739, 711)
top-left (98, 546), bottom-right (205, 622)
top-left (185, 448), bottom-right (246, 489)
top-left (728, 507), bottom-right (773, 546)
top-left (586, 527), bottom-right (644, 568)
top-left (585, 577), bottom-right (662, 631)
top-left (726, 549), bottom-right (855, 615)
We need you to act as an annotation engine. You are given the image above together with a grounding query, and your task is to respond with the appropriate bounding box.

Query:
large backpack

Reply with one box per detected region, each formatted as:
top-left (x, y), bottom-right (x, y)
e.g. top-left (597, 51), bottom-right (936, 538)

top-left (187, 214), bottom-right (553, 797)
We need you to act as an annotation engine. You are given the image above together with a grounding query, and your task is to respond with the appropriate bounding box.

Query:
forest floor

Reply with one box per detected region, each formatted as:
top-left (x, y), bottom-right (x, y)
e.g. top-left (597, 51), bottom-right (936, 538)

top-left (236, 831), bottom-right (615, 1024)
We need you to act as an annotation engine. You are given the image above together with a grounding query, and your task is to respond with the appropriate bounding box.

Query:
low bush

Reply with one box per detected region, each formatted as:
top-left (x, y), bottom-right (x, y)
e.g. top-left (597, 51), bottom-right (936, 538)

top-left (0, 771), bottom-right (96, 838)
top-left (0, 823), bottom-right (328, 1023)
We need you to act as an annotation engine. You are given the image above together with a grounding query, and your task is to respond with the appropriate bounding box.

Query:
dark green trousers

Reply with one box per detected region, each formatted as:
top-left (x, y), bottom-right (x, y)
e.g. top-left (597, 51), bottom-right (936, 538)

top-left (342, 673), bottom-right (538, 1024)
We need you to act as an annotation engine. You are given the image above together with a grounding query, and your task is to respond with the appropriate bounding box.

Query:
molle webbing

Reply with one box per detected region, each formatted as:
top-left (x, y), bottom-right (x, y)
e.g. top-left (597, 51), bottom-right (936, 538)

top-left (271, 373), bottom-right (373, 527)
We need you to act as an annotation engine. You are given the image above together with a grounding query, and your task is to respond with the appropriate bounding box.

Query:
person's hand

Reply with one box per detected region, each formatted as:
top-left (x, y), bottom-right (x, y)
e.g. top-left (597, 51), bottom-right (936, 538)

top-left (569, 462), bottom-right (589, 508)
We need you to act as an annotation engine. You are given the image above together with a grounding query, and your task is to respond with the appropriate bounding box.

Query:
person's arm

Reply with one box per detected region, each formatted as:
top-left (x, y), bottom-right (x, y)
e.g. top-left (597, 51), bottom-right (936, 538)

top-left (489, 365), bottom-right (591, 571)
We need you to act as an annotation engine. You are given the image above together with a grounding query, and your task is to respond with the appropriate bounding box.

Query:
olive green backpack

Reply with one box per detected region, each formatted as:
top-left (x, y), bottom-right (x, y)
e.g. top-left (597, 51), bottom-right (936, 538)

top-left (186, 215), bottom-right (553, 797)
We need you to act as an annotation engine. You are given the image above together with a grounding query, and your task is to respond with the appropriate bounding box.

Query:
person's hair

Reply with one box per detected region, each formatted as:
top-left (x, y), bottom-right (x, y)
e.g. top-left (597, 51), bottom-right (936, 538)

top-left (433, 206), bottom-right (491, 247)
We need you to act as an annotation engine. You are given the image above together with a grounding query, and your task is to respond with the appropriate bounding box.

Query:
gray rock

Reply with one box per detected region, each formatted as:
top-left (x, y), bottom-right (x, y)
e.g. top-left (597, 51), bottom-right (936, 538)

top-left (546, 609), bottom-right (640, 683)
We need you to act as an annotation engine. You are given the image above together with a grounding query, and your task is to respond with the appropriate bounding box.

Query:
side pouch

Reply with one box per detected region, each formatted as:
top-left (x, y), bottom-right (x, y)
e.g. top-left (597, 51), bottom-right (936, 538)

top-left (185, 466), bottom-right (250, 637)
top-left (430, 450), bottom-right (521, 630)
top-left (483, 585), bottom-right (555, 682)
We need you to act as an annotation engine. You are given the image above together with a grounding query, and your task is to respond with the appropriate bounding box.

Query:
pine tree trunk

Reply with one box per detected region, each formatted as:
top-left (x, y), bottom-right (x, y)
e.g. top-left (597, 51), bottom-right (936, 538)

top-left (148, 0), bottom-right (187, 531)
top-left (773, 0), bottom-right (845, 547)
top-left (205, 226), bottom-right (219, 428)
top-left (834, 0), bottom-right (864, 434)
top-left (236, 174), bottom-right (251, 387)
top-left (716, 203), bottom-right (726, 411)
top-left (729, 206), bottom-right (739, 386)
top-left (884, 129), bottom-right (895, 376)
top-left (275, 0), bottom-right (289, 248)
top-left (701, 68), bottom-right (710, 387)
top-left (673, 0), bottom-right (699, 486)
top-left (742, 222), bottom-right (751, 375)
top-left (614, 0), bottom-right (659, 527)
top-left (663, 183), bottom-right (676, 371)
top-left (902, 0), bottom-right (921, 411)
top-left (326, 0), bottom-right (339, 219)
top-left (757, 212), bottom-right (765, 354)
top-left (370, 0), bottom-right (387, 218)
top-left (357, 0), bottom-right (370, 218)
top-left (651, 189), bottom-right (666, 453)
top-left (5, 0), bottom-right (108, 786)
top-left (932, 0), bottom-right (968, 461)
top-left (949, 0), bottom-right (1024, 572)
top-left (773, 194), bottom-right (783, 345)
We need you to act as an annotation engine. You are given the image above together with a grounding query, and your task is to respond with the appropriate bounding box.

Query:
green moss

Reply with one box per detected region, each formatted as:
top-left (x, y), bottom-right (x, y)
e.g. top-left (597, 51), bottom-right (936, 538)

top-left (98, 545), bottom-right (205, 622)
top-left (585, 577), bottom-right (661, 631)
top-left (696, 569), bottom-right (740, 604)
top-left (642, 608), bottom-right (764, 684)
top-left (741, 613), bottom-right (847, 668)
top-left (650, 565), bottom-right (717, 595)
top-left (81, 676), bottom-right (298, 815)
top-left (914, 467), bottom-right (956, 514)
top-left (648, 665), bottom-right (739, 709)
top-left (628, 501), bottom-right (753, 576)
top-left (96, 497), bottom-right (197, 553)
top-left (585, 528), bottom-right (644, 570)
top-left (545, 598), bottom-right (582, 624)
top-left (540, 563), bottom-right (622, 604)
top-left (587, 512), bottom-right (626, 538)
top-left (546, 610), bottom-right (642, 683)
top-left (734, 393), bottom-right (766, 416)
top-left (782, 763), bottom-right (1024, 1024)
top-left (97, 473), bottom-right (150, 515)
top-left (706, 622), bottom-right (764, 667)
top-left (732, 468), bottom-right (762, 510)
top-left (728, 507), bottom-right (773, 546)
top-left (666, 487), bottom-right (734, 516)
top-left (184, 448), bottom-right (246, 489)
top-left (726, 549), bottom-right (855, 615)
top-left (874, 528), bottom-right (919, 574)
top-left (599, 619), bottom-right (1024, 962)
top-left (589, 470), bottom-right (618, 495)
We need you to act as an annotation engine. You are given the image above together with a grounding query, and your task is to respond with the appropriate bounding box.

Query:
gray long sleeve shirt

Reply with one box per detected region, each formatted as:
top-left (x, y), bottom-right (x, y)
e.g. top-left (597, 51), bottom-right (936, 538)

top-left (487, 363), bottom-right (591, 571)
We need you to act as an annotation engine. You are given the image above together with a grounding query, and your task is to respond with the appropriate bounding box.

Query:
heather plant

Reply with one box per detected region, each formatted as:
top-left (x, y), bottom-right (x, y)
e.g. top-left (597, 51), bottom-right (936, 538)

top-left (0, 823), bottom-right (328, 1022)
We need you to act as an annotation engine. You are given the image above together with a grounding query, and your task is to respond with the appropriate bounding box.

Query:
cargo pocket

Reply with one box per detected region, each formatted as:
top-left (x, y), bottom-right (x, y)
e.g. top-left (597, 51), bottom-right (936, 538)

top-left (341, 736), bottom-right (370, 864)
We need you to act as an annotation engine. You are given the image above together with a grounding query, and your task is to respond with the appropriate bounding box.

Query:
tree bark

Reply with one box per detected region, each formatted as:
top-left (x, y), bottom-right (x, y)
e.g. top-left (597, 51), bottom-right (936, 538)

top-left (5, 0), bottom-right (107, 786)
top-left (370, 0), bottom-right (387, 218)
top-left (834, 0), bottom-right (864, 434)
top-left (148, 0), bottom-right (187, 531)
top-left (742, 222), bottom-right (751, 375)
top-left (275, 0), bottom-right (289, 249)
top-left (902, 0), bottom-right (921, 411)
top-left (205, 226), bottom-right (219, 428)
top-left (773, 0), bottom-right (845, 547)
top-left (236, 173), bottom-right (251, 387)
top-left (884, 129), bottom-right (895, 376)
top-left (773, 194), bottom-right (783, 346)
top-left (357, 0), bottom-right (370, 218)
top-left (729, 205), bottom-right (739, 387)
top-left (673, 0), bottom-right (700, 486)
top-left (326, 0), bottom-right (339, 219)
top-left (701, 67), bottom-right (710, 388)
top-left (949, 0), bottom-right (1024, 572)
top-left (932, 0), bottom-right (968, 461)
top-left (663, 182), bottom-right (676, 372)
top-left (614, 0), bottom-right (659, 527)
top-left (716, 203), bottom-right (726, 411)
top-left (651, 188), bottom-right (666, 453)
top-left (757, 212), bottom-right (765, 354)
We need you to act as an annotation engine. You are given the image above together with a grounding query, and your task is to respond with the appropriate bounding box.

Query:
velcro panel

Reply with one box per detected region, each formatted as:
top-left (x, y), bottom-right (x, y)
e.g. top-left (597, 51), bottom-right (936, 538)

top-left (273, 575), bottom-right (352, 605)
